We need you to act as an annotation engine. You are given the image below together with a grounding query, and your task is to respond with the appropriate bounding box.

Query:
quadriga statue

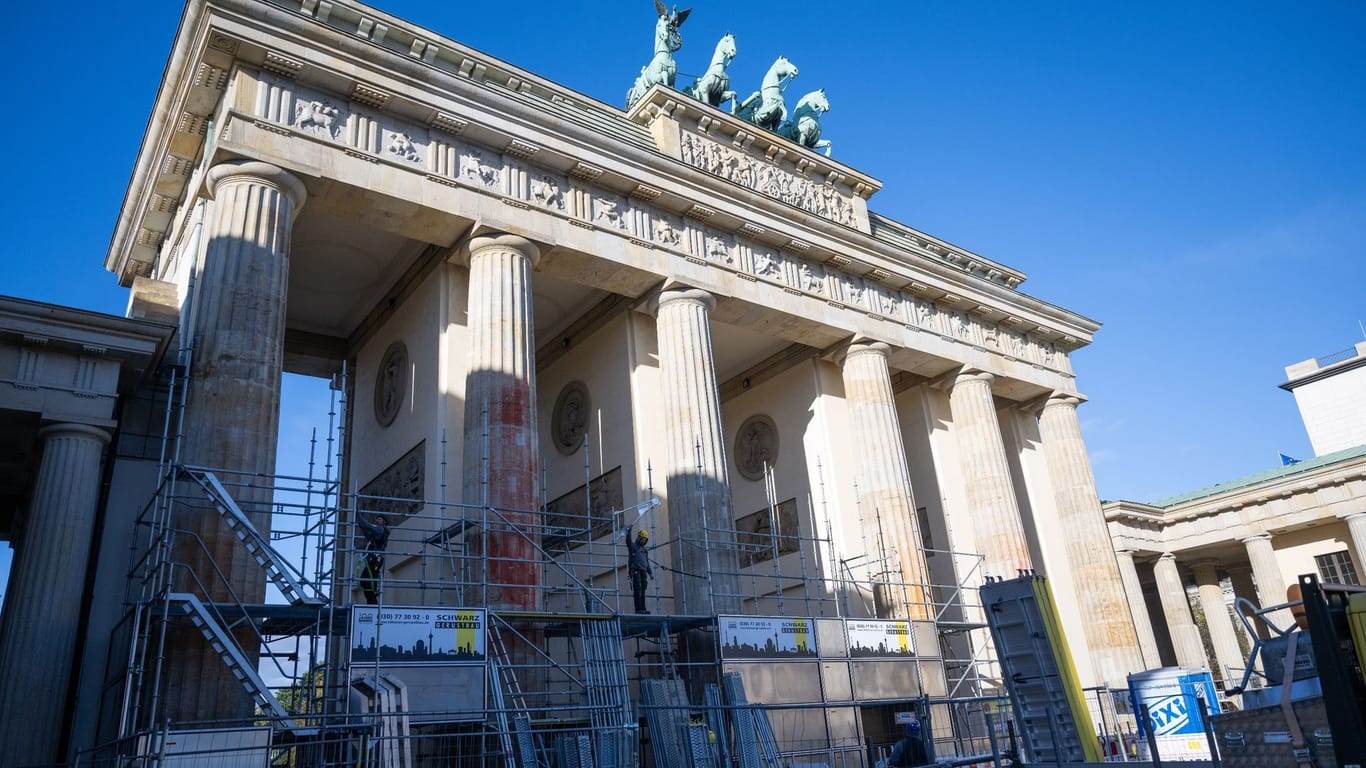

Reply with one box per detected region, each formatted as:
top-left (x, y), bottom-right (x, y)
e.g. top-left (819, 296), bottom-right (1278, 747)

top-left (626, 1), bottom-right (691, 109)
top-left (685, 33), bottom-right (738, 110)
top-left (779, 89), bottom-right (832, 156)
top-left (736, 56), bottom-right (798, 132)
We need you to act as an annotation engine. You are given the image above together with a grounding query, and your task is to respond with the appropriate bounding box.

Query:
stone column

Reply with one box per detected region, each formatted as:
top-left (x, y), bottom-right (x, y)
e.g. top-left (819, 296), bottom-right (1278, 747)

top-left (839, 340), bottom-right (931, 619)
top-left (1114, 549), bottom-right (1162, 668)
top-left (461, 233), bottom-right (543, 612)
top-left (654, 287), bottom-right (741, 615)
top-left (946, 370), bottom-right (1031, 580)
top-left (1191, 561), bottom-right (1245, 685)
top-left (1242, 533), bottom-right (1294, 630)
top-left (1152, 554), bottom-right (1209, 669)
top-left (1037, 393), bottom-right (1144, 684)
top-left (1343, 512), bottom-right (1366, 577)
top-left (168, 160), bottom-right (305, 723)
top-left (0, 423), bottom-right (109, 766)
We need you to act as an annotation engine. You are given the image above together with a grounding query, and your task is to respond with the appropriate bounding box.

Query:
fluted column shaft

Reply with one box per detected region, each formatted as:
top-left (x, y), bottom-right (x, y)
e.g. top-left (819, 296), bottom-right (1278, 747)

top-left (655, 288), bottom-right (740, 614)
top-left (0, 423), bottom-right (109, 766)
top-left (1242, 534), bottom-right (1294, 630)
top-left (1038, 394), bottom-right (1143, 684)
top-left (839, 341), bottom-right (930, 619)
top-left (1344, 513), bottom-right (1366, 578)
top-left (1192, 561), bottom-right (1244, 685)
top-left (461, 234), bottom-right (542, 611)
top-left (171, 160), bottom-right (305, 723)
top-left (947, 371), bottom-right (1031, 580)
top-left (1153, 554), bottom-right (1209, 669)
top-left (1115, 550), bottom-right (1162, 668)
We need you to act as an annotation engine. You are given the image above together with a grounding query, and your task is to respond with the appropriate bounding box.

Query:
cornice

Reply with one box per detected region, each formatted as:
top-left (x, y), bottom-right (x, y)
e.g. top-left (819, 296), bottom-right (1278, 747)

top-left (110, 0), bottom-right (1099, 351)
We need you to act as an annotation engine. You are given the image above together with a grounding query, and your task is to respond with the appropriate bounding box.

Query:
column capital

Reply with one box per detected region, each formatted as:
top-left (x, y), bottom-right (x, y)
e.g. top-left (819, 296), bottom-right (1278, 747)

top-left (931, 367), bottom-right (994, 392)
top-left (460, 232), bottom-right (542, 269)
top-left (38, 421), bottom-right (112, 445)
top-left (1341, 511), bottom-right (1366, 522)
top-left (831, 337), bottom-right (891, 367)
top-left (1240, 532), bottom-right (1272, 545)
top-left (1156, 551), bottom-right (1178, 563)
top-left (206, 160), bottom-right (307, 214)
top-left (653, 285), bottom-right (715, 315)
top-left (1044, 391), bottom-right (1088, 410)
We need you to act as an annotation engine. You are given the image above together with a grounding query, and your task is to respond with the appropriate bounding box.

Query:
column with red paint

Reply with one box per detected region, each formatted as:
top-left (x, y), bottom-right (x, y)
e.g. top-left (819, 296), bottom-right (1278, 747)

top-left (460, 233), bottom-right (542, 611)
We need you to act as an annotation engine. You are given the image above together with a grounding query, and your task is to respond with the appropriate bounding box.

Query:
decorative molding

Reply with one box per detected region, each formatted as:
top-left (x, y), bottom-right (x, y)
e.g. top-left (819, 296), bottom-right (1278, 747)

top-left (736, 222), bottom-right (766, 240)
top-left (568, 162), bottom-right (603, 181)
top-left (505, 139), bottom-right (540, 159)
top-left (429, 112), bottom-right (468, 135)
top-left (630, 184), bottom-right (662, 201)
top-left (351, 82), bottom-right (391, 108)
top-left (262, 52), bottom-right (303, 78)
top-left (684, 204), bottom-right (715, 221)
top-left (176, 113), bottom-right (209, 137)
top-left (194, 63), bottom-right (229, 91)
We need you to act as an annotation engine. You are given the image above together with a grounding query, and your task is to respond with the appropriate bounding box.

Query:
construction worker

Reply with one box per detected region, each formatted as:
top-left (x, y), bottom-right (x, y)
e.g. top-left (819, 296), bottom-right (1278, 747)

top-left (627, 527), bottom-right (652, 613)
top-left (356, 514), bottom-right (390, 605)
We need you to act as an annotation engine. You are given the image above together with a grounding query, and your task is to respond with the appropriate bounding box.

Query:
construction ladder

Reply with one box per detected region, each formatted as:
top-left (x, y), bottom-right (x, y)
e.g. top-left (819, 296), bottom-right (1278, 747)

top-left (488, 620), bottom-right (539, 767)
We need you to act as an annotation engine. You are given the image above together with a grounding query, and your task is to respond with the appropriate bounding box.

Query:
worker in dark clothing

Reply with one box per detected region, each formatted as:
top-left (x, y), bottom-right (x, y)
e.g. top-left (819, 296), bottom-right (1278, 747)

top-left (626, 527), bottom-right (652, 613)
top-left (356, 514), bottom-right (390, 605)
top-left (887, 720), bottom-right (929, 767)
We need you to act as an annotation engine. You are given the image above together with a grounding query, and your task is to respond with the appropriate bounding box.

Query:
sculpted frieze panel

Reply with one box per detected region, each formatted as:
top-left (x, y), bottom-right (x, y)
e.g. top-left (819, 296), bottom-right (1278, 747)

top-left (385, 130), bottom-right (422, 163)
top-left (461, 147), bottom-right (504, 191)
top-left (593, 194), bottom-right (631, 233)
top-left (705, 230), bottom-right (735, 266)
top-left (679, 132), bottom-right (856, 227)
top-left (530, 172), bottom-right (567, 211)
top-left (651, 213), bottom-right (684, 248)
top-left (751, 246), bottom-right (782, 283)
top-left (798, 262), bottom-right (824, 294)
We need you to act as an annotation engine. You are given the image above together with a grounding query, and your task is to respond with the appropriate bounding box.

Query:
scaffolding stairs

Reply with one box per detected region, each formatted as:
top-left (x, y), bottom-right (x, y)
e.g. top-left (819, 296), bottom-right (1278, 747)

top-left (182, 468), bottom-right (328, 608)
top-left (168, 592), bottom-right (290, 721)
top-left (722, 671), bottom-right (781, 768)
top-left (581, 617), bottom-right (632, 767)
top-left (488, 620), bottom-right (540, 768)
top-left (982, 575), bottom-right (1091, 764)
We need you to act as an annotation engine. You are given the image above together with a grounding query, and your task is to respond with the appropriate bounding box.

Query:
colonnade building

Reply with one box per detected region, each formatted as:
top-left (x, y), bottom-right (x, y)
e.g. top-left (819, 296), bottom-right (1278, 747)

top-left (0, 0), bottom-right (1149, 763)
top-left (1106, 342), bottom-right (1366, 691)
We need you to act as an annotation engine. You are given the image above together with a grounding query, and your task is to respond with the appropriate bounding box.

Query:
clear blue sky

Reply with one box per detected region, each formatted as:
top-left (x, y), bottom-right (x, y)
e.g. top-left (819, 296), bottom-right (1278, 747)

top-left (2, 0), bottom-right (1363, 522)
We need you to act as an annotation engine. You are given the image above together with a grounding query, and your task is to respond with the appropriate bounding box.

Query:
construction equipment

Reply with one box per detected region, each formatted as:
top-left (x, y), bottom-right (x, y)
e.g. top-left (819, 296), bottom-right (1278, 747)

top-left (1211, 573), bottom-right (1366, 767)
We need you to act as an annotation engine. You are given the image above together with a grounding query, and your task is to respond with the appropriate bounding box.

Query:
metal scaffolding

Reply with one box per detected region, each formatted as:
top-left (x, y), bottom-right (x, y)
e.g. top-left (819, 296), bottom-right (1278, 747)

top-left (78, 365), bottom-right (1024, 767)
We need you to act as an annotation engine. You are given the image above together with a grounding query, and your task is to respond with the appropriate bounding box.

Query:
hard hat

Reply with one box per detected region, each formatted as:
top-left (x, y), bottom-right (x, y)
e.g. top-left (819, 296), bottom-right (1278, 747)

top-left (638, 530), bottom-right (649, 540)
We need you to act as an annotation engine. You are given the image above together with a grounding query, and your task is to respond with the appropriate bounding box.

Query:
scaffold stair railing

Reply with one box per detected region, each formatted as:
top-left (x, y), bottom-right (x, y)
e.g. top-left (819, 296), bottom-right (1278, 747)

top-left (168, 592), bottom-right (289, 720)
top-left (487, 619), bottom-right (539, 768)
top-left (181, 467), bottom-right (327, 608)
top-left (581, 617), bottom-right (632, 768)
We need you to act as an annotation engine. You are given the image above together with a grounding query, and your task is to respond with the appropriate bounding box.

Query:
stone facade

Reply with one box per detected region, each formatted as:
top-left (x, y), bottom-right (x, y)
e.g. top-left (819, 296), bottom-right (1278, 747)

top-left (0, 0), bottom-right (1152, 759)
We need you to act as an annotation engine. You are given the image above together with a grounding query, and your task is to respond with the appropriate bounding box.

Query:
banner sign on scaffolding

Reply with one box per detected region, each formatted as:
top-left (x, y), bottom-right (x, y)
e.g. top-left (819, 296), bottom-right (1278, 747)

top-left (350, 606), bottom-right (486, 665)
top-left (719, 615), bottom-right (818, 660)
top-left (846, 619), bottom-right (916, 658)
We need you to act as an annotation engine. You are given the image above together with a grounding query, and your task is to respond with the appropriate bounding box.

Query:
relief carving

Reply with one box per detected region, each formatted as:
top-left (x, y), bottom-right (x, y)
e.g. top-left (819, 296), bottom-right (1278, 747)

top-left (653, 217), bottom-right (682, 247)
top-left (799, 262), bottom-right (823, 293)
top-left (734, 414), bottom-right (779, 481)
top-left (359, 441), bottom-right (425, 522)
top-left (705, 233), bottom-right (733, 264)
top-left (461, 148), bottom-right (502, 188)
top-left (752, 249), bottom-right (780, 280)
top-left (594, 196), bottom-right (629, 231)
top-left (294, 99), bottom-right (341, 138)
top-left (680, 132), bottom-right (856, 226)
top-left (386, 131), bottom-right (421, 163)
top-left (951, 310), bottom-right (972, 340)
top-left (878, 289), bottom-right (900, 318)
top-left (552, 381), bottom-right (591, 455)
top-left (530, 174), bottom-right (565, 210)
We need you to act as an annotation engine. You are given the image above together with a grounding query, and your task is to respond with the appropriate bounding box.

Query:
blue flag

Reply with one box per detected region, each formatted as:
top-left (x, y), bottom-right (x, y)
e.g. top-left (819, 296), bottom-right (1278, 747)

top-left (1280, 453), bottom-right (1300, 466)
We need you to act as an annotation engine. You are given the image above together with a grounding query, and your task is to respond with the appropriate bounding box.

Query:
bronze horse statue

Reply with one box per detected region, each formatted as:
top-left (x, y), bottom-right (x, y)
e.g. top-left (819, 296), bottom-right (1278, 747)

top-left (626, 1), bottom-right (691, 109)
top-left (736, 55), bottom-right (798, 132)
top-left (779, 89), bottom-right (832, 156)
top-left (685, 33), bottom-right (738, 110)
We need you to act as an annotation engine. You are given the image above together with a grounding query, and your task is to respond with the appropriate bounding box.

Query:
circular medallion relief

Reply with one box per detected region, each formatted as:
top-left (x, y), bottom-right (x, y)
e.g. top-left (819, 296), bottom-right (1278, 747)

top-left (373, 341), bottom-right (408, 428)
top-left (552, 381), bottom-right (591, 454)
top-left (734, 414), bottom-right (779, 481)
